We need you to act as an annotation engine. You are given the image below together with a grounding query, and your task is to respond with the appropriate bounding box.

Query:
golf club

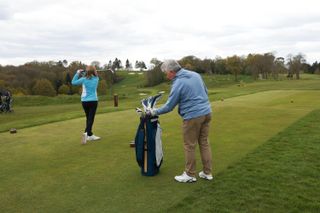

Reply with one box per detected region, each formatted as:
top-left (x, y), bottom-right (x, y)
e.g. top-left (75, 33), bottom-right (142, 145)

top-left (61, 60), bottom-right (114, 74)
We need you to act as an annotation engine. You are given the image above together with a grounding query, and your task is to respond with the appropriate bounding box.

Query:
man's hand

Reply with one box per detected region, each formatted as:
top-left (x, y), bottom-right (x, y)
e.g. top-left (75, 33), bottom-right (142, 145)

top-left (146, 109), bottom-right (156, 117)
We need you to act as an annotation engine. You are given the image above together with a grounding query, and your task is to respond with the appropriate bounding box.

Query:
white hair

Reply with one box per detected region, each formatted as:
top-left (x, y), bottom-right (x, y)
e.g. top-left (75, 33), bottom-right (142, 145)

top-left (160, 59), bottom-right (181, 73)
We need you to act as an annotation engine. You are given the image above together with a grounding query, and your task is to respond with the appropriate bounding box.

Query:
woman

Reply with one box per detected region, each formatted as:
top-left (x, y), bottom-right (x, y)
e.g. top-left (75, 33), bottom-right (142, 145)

top-left (72, 65), bottom-right (101, 144)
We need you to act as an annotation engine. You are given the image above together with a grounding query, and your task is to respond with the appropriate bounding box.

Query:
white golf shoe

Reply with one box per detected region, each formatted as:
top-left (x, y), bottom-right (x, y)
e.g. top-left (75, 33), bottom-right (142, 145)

top-left (174, 172), bottom-right (197, 183)
top-left (198, 171), bottom-right (213, 180)
top-left (87, 135), bottom-right (101, 141)
top-left (82, 132), bottom-right (87, 144)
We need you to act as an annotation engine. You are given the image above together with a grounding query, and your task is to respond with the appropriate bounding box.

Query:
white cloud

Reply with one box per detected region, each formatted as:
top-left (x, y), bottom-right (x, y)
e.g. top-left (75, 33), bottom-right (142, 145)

top-left (0, 0), bottom-right (319, 65)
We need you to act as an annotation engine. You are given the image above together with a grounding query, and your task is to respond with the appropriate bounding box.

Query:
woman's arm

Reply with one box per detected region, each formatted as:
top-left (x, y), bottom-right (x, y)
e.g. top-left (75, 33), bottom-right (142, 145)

top-left (71, 70), bottom-right (84, 85)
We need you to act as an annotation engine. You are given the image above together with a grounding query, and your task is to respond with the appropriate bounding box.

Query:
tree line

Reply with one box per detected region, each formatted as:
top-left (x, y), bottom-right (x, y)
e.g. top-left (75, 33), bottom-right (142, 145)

top-left (0, 58), bottom-right (145, 96)
top-left (0, 53), bottom-right (319, 96)
top-left (91, 58), bottom-right (147, 71)
top-left (145, 53), bottom-right (320, 86)
top-left (176, 53), bottom-right (319, 80)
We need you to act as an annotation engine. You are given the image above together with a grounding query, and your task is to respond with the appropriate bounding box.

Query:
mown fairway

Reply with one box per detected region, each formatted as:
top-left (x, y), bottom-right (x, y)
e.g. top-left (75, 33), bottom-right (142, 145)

top-left (1, 75), bottom-right (320, 212)
top-left (2, 73), bottom-right (320, 133)
top-left (168, 109), bottom-right (320, 212)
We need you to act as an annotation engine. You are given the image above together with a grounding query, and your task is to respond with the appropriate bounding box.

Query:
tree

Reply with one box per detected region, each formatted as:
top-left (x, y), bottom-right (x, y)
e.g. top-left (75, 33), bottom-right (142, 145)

top-left (309, 61), bottom-right (319, 74)
top-left (91, 61), bottom-right (101, 69)
top-left (0, 79), bottom-right (8, 89)
top-left (246, 54), bottom-right (260, 79)
top-left (226, 55), bottom-right (243, 81)
top-left (107, 60), bottom-right (112, 69)
top-left (68, 61), bottom-right (84, 73)
top-left (65, 72), bottom-right (72, 86)
top-left (65, 72), bottom-right (73, 94)
top-left (32, 79), bottom-right (56, 96)
top-left (150, 58), bottom-right (162, 67)
top-left (214, 57), bottom-right (228, 74)
top-left (302, 63), bottom-right (311, 74)
top-left (273, 57), bottom-right (286, 79)
top-left (287, 53), bottom-right (306, 79)
top-left (125, 59), bottom-right (132, 70)
top-left (54, 80), bottom-right (63, 94)
top-left (112, 58), bottom-right (122, 70)
top-left (135, 61), bottom-right (147, 71)
top-left (260, 53), bottom-right (275, 79)
top-left (200, 58), bottom-right (214, 74)
top-left (145, 64), bottom-right (165, 86)
top-left (246, 53), bottom-right (275, 80)
top-left (140, 61), bottom-right (147, 70)
top-left (179, 55), bottom-right (200, 72)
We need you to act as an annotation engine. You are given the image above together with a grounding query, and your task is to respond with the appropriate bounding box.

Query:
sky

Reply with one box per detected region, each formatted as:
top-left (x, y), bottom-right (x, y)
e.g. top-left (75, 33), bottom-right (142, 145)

top-left (0, 0), bottom-right (319, 66)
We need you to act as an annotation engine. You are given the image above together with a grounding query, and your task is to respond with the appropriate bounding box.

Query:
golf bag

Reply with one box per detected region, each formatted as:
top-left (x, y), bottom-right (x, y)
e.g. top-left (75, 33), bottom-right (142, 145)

top-left (135, 94), bottom-right (163, 176)
top-left (0, 89), bottom-right (13, 113)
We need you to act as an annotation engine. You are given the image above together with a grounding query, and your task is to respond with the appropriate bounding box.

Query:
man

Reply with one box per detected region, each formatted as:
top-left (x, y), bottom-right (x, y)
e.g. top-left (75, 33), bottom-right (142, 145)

top-left (148, 59), bottom-right (213, 183)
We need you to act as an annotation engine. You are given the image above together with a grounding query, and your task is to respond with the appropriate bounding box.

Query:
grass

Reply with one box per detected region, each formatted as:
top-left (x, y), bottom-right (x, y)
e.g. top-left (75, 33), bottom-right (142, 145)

top-left (0, 72), bottom-right (162, 133)
top-left (2, 73), bottom-right (319, 133)
top-left (207, 77), bottom-right (320, 101)
top-left (168, 109), bottom-right (320, 213)
top-left (1, 88), bottom-right (320, 212)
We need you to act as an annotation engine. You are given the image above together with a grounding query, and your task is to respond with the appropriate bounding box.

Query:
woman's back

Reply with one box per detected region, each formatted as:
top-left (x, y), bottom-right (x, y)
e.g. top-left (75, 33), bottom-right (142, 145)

top-left (81, 76), bottom-right (99, 102)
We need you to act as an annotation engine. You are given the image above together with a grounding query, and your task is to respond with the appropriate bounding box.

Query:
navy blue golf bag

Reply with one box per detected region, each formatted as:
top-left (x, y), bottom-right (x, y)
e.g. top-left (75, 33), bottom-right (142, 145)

top-left (135, 94), bottom-right (163, 176)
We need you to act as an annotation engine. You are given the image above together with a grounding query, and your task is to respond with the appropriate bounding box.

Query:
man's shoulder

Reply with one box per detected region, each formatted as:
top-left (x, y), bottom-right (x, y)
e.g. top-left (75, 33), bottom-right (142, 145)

top-left (181, 69), bottom-right (200, 76)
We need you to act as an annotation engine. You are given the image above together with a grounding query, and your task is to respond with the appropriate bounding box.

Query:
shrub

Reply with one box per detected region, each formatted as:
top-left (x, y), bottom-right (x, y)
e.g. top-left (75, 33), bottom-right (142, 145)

top-left (98, 79), bottom-right (107, 95)
top-left (58, 84), bottom-right (70, 95)
top-left (71, 85), bottom-right (81, 95)
top-left (32, 79), bottom-right (56, 96)
top-left (144, 65), bottom-right (165, 87)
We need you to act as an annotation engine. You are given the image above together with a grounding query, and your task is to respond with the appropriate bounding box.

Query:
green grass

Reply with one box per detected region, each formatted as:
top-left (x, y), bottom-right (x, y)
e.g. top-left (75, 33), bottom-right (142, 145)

top-left (207, 77), bottom-right (320, 101)
top-left (1, 89), bottom-right (320, 212)
top-left (168, 109), bottom-right (320, 213)
top-left (2, 73), bottom-right (319, 133)
top-left (0, 100), bottom-right (130, 133)
top-left (1, 73), bottom-right (320, 212)
top-left (0, 72), bottom-right (164, 133)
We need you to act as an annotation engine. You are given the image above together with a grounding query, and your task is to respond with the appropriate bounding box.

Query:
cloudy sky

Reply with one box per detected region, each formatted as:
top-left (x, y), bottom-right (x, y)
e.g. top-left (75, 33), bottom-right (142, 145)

top-left (0, 0), bottom-right (319, 66)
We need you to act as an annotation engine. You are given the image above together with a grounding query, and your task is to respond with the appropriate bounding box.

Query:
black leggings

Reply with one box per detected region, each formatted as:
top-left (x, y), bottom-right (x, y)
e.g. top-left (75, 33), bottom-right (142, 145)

top-left (82, 101), bottom-right (98, 136)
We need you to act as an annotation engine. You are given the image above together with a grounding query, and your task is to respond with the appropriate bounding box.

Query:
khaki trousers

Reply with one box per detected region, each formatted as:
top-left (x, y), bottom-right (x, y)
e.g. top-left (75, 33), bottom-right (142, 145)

top-left (182, 113), bottom-right (212, 177)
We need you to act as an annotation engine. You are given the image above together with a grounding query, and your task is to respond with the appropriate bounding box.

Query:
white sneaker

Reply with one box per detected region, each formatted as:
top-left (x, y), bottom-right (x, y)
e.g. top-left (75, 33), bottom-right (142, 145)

top-left (174, 172), bottom-right (197, 183)
top-left (87, 135), bottom-right (101, 141)
top-left (82, 132), bottom-right (87, 144)
top-left (199, 171), bottom-right (213, 180)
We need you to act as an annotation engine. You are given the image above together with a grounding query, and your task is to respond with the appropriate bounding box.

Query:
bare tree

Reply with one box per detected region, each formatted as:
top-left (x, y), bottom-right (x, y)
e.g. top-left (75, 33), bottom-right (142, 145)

top-left (287, 53), bottom-right (306, 79)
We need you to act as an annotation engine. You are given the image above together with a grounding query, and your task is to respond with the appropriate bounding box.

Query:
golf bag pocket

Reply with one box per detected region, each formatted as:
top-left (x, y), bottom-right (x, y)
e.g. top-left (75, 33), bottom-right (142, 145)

top-left (155, 123), bottom-right (163, 167)
top-left (135, 123), bottom-right (145, 167)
